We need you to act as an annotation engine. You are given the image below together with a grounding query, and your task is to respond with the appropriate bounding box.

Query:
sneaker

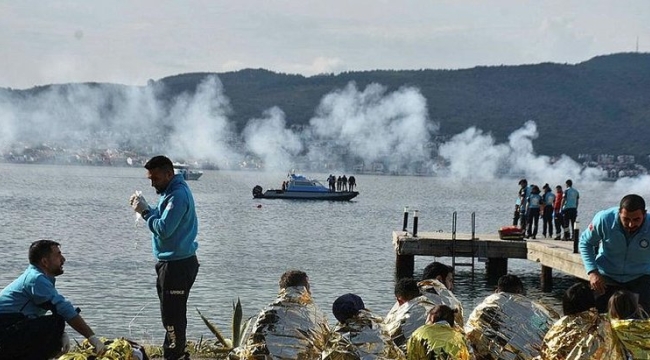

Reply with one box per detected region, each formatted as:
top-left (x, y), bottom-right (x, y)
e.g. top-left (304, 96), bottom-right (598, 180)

top-left (554, 235), bottom-right (561, 240)
top-left (532, 235), bottom-right (536, 239)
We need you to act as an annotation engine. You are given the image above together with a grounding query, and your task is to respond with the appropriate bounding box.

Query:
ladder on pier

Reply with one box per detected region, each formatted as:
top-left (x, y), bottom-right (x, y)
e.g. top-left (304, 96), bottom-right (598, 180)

top-left (451, 211), bottom-right (476, 274)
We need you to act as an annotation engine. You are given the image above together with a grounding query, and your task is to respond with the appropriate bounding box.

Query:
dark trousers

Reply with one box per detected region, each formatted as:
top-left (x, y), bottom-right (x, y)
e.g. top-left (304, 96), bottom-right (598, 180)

top-left (526, 208), bottom-right (540, 237)
top-left (563, 208), bottom-right (578, 236)
top-left (156, 255), bottom-right (199, 360)
top-left (594, 274), bottom-right (650, 314)
top-left (542, 208), bottom-right (554, 237)
top-left (0, 313), bottom-right (65, 360)
top-left (554, 211), bottom-right (563, 235)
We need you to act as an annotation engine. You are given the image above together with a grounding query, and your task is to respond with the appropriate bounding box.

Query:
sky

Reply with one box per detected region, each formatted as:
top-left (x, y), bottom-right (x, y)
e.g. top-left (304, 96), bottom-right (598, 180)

top-left (1, 0), bottom-right (648, 89)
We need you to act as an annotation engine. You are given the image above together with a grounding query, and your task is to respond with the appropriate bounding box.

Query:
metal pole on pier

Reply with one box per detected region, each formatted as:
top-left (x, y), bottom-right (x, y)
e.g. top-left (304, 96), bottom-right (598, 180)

top-left (402, 206), bottom-right (409, 231)
top-left (413, 210), bottom-right (419, 237)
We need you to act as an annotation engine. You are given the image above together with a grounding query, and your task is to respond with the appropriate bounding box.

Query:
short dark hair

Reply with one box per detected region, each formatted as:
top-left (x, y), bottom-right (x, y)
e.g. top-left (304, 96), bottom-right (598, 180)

top-left (566, 179), bottom-right (573, 187)
top-left (562, 282), bottom-right (595, 315)
top-left (144, 155), bottom-right (174, 172)
top-left (497, 274), bottom-right (524, 294)
top-left (421, 262), bottom-right (453, 282)
top-left (620, 194), bottom-right (646, 213)
top-left (394, 278), bottom-right (421, 300)
top-left (518, 179), bottom-right (527, 186)
top-left (428, 304), bottom-right (457, 327)
top-left (279, 270), bottom-right (309, 289)
top-left (29, 240), bottom-right (60, 265)
top-left (608, 290), bottom-right (642, 319)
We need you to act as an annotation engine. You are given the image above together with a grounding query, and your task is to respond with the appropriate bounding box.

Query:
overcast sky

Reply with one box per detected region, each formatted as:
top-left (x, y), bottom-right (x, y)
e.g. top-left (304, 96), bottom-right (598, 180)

top-left (1, 0), bottom-right (648, 89)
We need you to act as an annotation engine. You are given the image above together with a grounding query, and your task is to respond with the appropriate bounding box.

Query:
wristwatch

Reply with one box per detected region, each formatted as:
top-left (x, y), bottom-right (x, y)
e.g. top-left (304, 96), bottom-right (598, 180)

top-left (141, 209), bottom-right (150, 219)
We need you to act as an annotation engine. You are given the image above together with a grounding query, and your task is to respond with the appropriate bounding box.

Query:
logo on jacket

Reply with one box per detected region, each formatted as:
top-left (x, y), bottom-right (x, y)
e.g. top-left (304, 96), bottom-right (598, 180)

top-left (640, 239), bottom-right (649, 249)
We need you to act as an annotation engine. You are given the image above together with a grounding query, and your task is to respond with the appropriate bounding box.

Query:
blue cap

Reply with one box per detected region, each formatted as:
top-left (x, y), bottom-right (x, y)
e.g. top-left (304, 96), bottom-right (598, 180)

top-left (332, 293), bottom-right (365, 323)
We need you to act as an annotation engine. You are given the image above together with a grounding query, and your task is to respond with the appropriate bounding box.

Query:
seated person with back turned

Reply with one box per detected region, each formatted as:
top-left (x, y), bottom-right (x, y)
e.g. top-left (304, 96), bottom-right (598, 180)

top-left (538, 282), bottom-right (625, 360)
top-left (579, 194), bottom-right (650, 313)
top-left (383, 278), bottom-right (434, 353)
top-left (0, 240), bottom-right (105, 359)
top-left (407, 304), bottom-right (472, 360)
top-left (465, 274), bottom-right (559, 360)
top-left (417, 261), bottom-right (464, 328)
top-left (607, 289), bottom-right (650, 359)
top-left (324, 293), bottom-right (403, 360)
top-left (232, 269), bottom-right (328, 360)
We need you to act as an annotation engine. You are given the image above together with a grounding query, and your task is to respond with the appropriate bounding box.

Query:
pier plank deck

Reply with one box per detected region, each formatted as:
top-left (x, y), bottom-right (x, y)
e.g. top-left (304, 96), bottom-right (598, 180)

top-left (393, 231), bottom-right (588, 281)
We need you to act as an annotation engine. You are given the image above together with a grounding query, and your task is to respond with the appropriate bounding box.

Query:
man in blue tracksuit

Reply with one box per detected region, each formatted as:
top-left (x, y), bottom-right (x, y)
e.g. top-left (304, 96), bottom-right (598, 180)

top-left (579, 194), bottom-right (650, 313)
top-left (0, 240), bottom-right (105, 359)
top-left (131, 155), bottom-right (199, 360)
top-left (561, 179), bottom-right (580, 240)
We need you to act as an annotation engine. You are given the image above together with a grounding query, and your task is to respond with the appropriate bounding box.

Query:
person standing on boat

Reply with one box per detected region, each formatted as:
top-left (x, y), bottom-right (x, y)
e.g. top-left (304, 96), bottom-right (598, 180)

top-left (348, 175), bottom-right (356, 191)
top-left (130, 155), bottom-right (199, 360)
top-left (0, 240), bottom-right (106, 358)
top-left (579, 194), bottom-right (650, 314)
top-left (341, 174), bottom-right (348, 191)
top-left (561, 179), bottom-right (580, 240)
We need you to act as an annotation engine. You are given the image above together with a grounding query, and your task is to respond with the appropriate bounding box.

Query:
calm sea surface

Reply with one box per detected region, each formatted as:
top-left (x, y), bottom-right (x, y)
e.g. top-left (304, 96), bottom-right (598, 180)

top-left (0, 163), bottom-right (629, 344)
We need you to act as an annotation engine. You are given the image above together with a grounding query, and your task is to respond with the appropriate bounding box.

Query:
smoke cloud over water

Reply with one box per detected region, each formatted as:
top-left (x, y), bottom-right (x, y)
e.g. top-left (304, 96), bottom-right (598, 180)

top-left (0, 76), bottom-right (625, 186)
top-left (439, 120), bottom-right (605, 184)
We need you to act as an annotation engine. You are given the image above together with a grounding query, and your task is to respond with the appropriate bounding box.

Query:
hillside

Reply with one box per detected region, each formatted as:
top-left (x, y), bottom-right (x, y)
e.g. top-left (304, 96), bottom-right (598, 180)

top-left (155, 52), bottom-right (650, 160)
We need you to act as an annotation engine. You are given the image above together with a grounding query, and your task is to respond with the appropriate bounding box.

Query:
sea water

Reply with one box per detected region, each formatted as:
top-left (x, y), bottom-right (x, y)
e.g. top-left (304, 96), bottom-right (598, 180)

top-left (0, 163), bottom-right (630, 344)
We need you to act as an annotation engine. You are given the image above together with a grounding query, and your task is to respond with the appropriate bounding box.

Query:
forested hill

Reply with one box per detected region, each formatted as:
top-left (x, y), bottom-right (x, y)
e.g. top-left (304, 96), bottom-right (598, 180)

top-left (9, 52), bottom-right (650, 161)
top-left (156, 52), bottom-right (650, 160)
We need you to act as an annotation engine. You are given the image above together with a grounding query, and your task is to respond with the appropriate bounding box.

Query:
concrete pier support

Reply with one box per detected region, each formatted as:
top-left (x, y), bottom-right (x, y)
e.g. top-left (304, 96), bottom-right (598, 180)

top-left (541, 265), bottom-right (553, 292)
top-left (395, 254), bottom-right (414, 279)
top-left (486, 257), bottom-right (508, 284)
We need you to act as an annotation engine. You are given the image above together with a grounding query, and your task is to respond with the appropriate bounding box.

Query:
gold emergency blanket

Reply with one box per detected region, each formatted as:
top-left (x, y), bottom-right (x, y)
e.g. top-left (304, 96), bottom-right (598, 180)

top-left (465, 293), bottom-right (559, 360)
top-left (538, 309), bottom-right (625, 360)
top-left (610, 318), bottom-right (650, 360)
top-left (418, 279), bottom-right (465, 327)
top-left (58, 338), bottom-right (146, 360)
top-left (406, 323), bottom-right (472, 360)
top-left (383, 296), bottom-right (435, 350)
top-left (234, 286), bottom-right (328, 360)
top-left (320, 310), bottom-right (405, 360)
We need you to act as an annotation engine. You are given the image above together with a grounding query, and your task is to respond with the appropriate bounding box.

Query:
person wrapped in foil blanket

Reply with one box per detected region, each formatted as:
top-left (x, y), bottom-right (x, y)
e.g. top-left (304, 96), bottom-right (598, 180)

top-left (407, 304), bottom-right (473, 360)
top-left (233, 270), bottom-right (328, 360)
top-left (383, 278), bottom-right (436, 353)
top-left (537, 282), bottom-right (626, 360)
top-left (319, 293), bottom-right (404, 360)
top-left (418, 279), bottom-right (464, 328)
top-left (465, 274), bottom-right (559, 360)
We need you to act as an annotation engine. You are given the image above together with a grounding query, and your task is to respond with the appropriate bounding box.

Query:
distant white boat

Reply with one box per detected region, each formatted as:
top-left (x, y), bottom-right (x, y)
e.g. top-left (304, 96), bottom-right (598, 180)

top-left (173, 163), bottom-right (203, 181)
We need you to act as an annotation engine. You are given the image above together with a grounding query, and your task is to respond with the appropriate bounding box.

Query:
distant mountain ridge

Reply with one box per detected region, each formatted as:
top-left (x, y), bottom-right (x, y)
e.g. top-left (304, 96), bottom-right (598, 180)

top-left (6, 52), bottom-right (650, 162)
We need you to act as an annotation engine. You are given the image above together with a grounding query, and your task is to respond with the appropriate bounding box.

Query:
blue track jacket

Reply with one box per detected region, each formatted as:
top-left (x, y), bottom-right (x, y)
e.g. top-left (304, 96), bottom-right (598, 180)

top-left (0, 265), bottom-right (78, 321)
top-left (579, 207), bottom-right (650, 282)
top-left (144, 174), bottom-right (199, 261)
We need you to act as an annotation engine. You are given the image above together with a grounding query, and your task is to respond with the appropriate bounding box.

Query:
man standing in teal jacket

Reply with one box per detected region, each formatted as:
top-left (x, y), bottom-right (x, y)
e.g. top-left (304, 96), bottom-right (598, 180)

top-left (579, 194), bottom-right (650, 313)
top-left (131, 155), bottom-right (199, 360)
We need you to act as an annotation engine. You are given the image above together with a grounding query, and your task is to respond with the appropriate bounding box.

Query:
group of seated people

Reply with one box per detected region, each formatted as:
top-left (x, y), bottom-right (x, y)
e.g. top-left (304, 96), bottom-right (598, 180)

top-left (233, 263), bottom-right (650, 360)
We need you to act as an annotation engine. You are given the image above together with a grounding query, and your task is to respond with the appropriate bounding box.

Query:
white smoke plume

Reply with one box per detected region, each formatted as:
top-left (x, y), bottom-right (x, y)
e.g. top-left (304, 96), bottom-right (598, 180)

top-left (242, 106), bottom-right (303, 170)
top-left (438, 120), bottom-right (605, 183)
top-left (305, 82), bottom-right (438, 172)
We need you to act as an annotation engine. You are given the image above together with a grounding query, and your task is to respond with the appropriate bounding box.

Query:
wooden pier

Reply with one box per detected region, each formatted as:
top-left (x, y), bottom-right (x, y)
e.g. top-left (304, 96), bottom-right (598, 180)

top-left (393, 230), bottom-right (588, 291)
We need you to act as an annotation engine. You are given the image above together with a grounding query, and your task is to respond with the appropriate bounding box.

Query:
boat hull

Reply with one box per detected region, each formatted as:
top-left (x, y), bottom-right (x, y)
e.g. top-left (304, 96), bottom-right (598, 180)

top-left (255, 190), bottom-right (359, 201)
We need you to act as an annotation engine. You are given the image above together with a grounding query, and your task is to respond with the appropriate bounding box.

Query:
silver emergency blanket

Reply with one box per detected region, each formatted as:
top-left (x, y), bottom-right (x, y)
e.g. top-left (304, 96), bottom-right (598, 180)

top-left (383, 295), bottom-right (435, 351)
top-left (465, 293), bottom-right (559, 360)
top-left (320, 309), bottom-right (405, 360)
top-left (538, 309), bottom-right (625, 360)
top-left (418, 279), bottom-right (465, 328)
top-left (233, 286), bottom-right (328, 360)
top-left (610, 318), bottom-right (650, 360)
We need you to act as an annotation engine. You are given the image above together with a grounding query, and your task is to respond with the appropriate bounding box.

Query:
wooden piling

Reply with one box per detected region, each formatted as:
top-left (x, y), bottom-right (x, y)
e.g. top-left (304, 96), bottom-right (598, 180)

top-left (541, 265), bottom-right (553, 292)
